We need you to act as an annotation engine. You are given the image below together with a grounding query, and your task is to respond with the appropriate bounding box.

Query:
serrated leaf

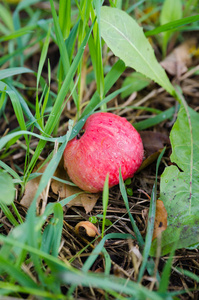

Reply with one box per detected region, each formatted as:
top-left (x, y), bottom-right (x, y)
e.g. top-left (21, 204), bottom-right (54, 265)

top-left (0, 172), bottom-right (15, 205)
top-left (100, 6), bottom-right (175, 96)
top-left (151, 106), bottom-right (199, 255)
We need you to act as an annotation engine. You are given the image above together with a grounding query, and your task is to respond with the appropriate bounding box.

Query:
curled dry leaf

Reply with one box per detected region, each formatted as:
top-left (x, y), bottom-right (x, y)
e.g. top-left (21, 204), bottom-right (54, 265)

top-left (152, 200), bottom-right (168, 240)
top-left (160, 38), bottom-right (197, 76)
top-left (51, 160), bottom-right (100, 213)
top-left (20, 164), bottom-right (48, 209)
top-left (21, 158), bottom-right (100, 214)
top-left (75, 221), bottom-right (100, 237)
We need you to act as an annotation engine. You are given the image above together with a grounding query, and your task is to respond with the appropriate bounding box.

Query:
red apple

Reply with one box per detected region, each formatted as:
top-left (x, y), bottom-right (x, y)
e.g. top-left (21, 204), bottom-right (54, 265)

top-left (64, 112), bottom-right (144, 193)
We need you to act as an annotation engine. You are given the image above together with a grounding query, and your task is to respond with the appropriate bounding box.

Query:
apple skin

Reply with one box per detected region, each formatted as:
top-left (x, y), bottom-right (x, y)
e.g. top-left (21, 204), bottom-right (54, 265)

top-left (64, 112), bottom-right (144, 193)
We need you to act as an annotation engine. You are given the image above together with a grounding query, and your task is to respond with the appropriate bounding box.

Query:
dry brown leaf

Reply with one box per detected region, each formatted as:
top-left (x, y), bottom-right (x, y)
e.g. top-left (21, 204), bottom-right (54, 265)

top-left (160, 38), bottom-right (197, 76)
top-left (138, 132), bottom-right (169, 172)
top-left (21, 159), bottom-right (99, 214)
top-left (20, 164), bottom-right (48, 208)
top-left (138, 151), bottom-right (161, 173)
top-left (153, 200), bottom-right (168, 240)
top-left (94, 267), bottom-right (104, 273)
top-left (51, 160), bottom-right (100, 213)
top-left (75, 221), bottom-right (100, 237)
top-left (140, 131), bottom-right (169, 156)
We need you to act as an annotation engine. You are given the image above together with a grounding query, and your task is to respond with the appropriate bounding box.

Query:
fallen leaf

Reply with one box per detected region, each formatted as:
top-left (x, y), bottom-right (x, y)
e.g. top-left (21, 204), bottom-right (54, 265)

top-left (21, 159), bottom-right (100, 214)
top-left (51, 160), bottom-right (100, 213)
top-left (140, 131), bottom-right (169, 156)
top-left (20, 164), bottom-right (47, 209)
top-left (75, 221), bottom-right (100, 237)
top-left (152, 200), bottom-right (167, 240)
top-left (139, 190), bottom-right (167, 240)
top-left (138, 150), bottom-right (162, 172)
top-left (160, 38), bottom-right (197, 76)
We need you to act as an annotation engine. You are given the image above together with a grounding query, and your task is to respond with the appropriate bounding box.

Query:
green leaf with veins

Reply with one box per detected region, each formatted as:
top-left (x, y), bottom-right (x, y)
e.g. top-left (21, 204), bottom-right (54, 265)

top-left (151, 106), bottom-right (199, 255)
top-left (100, 6), bottom-right (175, 96)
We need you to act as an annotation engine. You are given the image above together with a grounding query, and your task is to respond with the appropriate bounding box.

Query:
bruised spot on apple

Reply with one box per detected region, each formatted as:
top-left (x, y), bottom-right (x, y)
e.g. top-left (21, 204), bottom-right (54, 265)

top-left (64, 112), bottom-right (144, 193)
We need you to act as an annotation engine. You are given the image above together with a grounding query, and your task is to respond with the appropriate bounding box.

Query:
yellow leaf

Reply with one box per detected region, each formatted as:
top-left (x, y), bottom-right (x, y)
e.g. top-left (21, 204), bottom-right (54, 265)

top-left (153, 200), bottom-right (167, 240)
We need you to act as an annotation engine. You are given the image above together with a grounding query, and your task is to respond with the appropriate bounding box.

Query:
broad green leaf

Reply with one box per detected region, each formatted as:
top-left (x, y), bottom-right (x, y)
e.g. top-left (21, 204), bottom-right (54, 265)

top-left (151, 106), bottom-right (199, 255)
top-left (121, 72), bottom-right (151, 99)
top-left (160, 0), bottom-right (182, 26)
top-left (160, 0), bottom-right (182, 56)
top-left (0, 172), bottom-right (15, 205)
top-left (100, 6), bottom-right (175, 96)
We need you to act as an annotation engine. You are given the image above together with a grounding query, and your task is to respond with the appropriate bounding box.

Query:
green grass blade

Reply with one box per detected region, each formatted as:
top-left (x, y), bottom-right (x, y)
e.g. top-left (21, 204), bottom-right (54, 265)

top-left (65, 19), bottom-right (80, 63)
top-left (91, 1), bottom-right (104, 101)
top-left (102, 174), bottom-right (109, 238)
top-left (0, 202), bottom-right (19, 227)
top-left (41, 203), bottom-right (63, 257)
top-left (0, 130), bottom-right (65, 152)
top-left (0, 24), bottom-right (36, 43)
top-left (0, 82), bottom-right (27, 141)
top-left (158, 245), bottom-right (176, 293)
top-left (0, 3), bottom-right (13, 31)
top-left (35, 25), bottom-right (51, 128)
top-left (59, 0), bottom-right (71, 39)
top-left (26, 120), bottom-right (73, 253)
top-left (102, 248), bottom-right (112, 275)
top-left (49, 0), bottom-right (78, 107)
top-left (176, 267), bottom-right (199, 283)
top-left (69, 83), bottom-right (131, 140)
top-left (81, 59), bottom-right (125, 118)
top-left (25, 23), bottom-right (94, 176)
top-left (1, 80), bottom-right (44, 132)
top-left (119, 169), bottom-right (144, 247)
top-left (138, 148), bottom-right (166, 282)
top-left (0, 160), bottom-right (21, 182)
top-left (0, 67), bottom-right (33, 80)
top-left (0, 254), bottom-right (38, 289)
top-left (36, 25), bottom-right (51, 89)
top-left (64, 269), bottom-right (164, 300)
top-left (52, 203), bottom-right (63, 257)
top-left (0, 33), bottom-right (45, 66)
top-left (133, 106), bottom-right (179, 131)
top-left (145, 14), bottom-right (199, 37)
top-left (82, 233), bottom-right (133, 272)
